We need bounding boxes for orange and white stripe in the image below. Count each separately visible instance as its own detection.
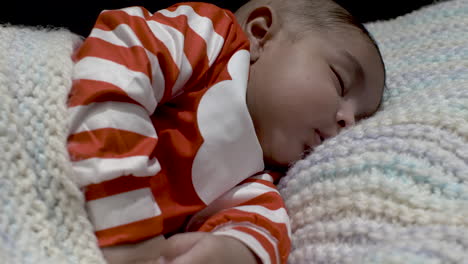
[158,4,224,66]
[87,187,161,231]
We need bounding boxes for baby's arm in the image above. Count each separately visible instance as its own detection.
[101,232,258,264]
[180,172,291,264]
[68,3,241,248]
[68,6,168,247]
[68,5,191,246]
[158,232,258,264]
[101,235,167,264]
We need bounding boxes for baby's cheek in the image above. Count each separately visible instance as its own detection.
[279,141,305,165]
[264,129,305,166]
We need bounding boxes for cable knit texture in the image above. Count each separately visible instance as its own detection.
[0,25,105,263]
[278,0,468,263]
[0,0,467,263]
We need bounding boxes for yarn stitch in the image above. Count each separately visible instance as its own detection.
[0,25,105,263]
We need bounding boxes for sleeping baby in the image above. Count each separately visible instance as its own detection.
[67,0,385,263]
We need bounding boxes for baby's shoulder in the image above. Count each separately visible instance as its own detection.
[166,2,236,23]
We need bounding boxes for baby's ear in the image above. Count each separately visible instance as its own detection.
[242,6,275,63]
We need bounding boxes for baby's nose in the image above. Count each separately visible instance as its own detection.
[336,109,356,130]
[321,118,353,140]
[337,117,355,129]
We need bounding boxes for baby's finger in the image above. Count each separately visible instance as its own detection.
[160,232,209,260]
[168,235,259,264]
[167,242,213,264]
[102,235,167,264]
[168,234,230,264]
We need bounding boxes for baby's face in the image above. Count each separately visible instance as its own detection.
[246,29,385,168]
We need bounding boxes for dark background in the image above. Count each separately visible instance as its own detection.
[2,0,436,37]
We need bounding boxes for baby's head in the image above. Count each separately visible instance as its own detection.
[235,0,386,169]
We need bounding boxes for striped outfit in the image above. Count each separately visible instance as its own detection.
[67,2,290,263]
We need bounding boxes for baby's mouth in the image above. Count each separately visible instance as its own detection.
[302,146,314,158]
[302,130,325,158]
[315,129,325,143]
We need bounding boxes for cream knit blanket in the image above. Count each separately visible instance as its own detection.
[278,0,468,263]
[0,25,105,263]
[1,0,467,263]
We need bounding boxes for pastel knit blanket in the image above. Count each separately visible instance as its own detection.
[1,0,467,263]
[278,0,468,263]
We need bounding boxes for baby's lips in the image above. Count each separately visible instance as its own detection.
[301,129,327,158]
[301,150,310,159]
[315,129,325,143]
[302,144,314,159]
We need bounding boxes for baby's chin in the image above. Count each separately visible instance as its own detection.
[263,151,304,172]
[301,146,316,159]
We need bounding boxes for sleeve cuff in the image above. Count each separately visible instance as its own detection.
[212,222,279,264]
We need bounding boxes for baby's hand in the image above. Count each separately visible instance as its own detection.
[158,232,259,264]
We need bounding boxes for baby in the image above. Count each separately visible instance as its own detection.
[67,0,385,263]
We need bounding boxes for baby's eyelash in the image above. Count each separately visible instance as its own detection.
[330,67,345,96]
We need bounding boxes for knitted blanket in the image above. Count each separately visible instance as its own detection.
[0,25,105,263]
[278,0,468,263]
[1,0,467,263]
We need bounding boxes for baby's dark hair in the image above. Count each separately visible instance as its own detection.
[275,0,385,80]
[277,0,369,34]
